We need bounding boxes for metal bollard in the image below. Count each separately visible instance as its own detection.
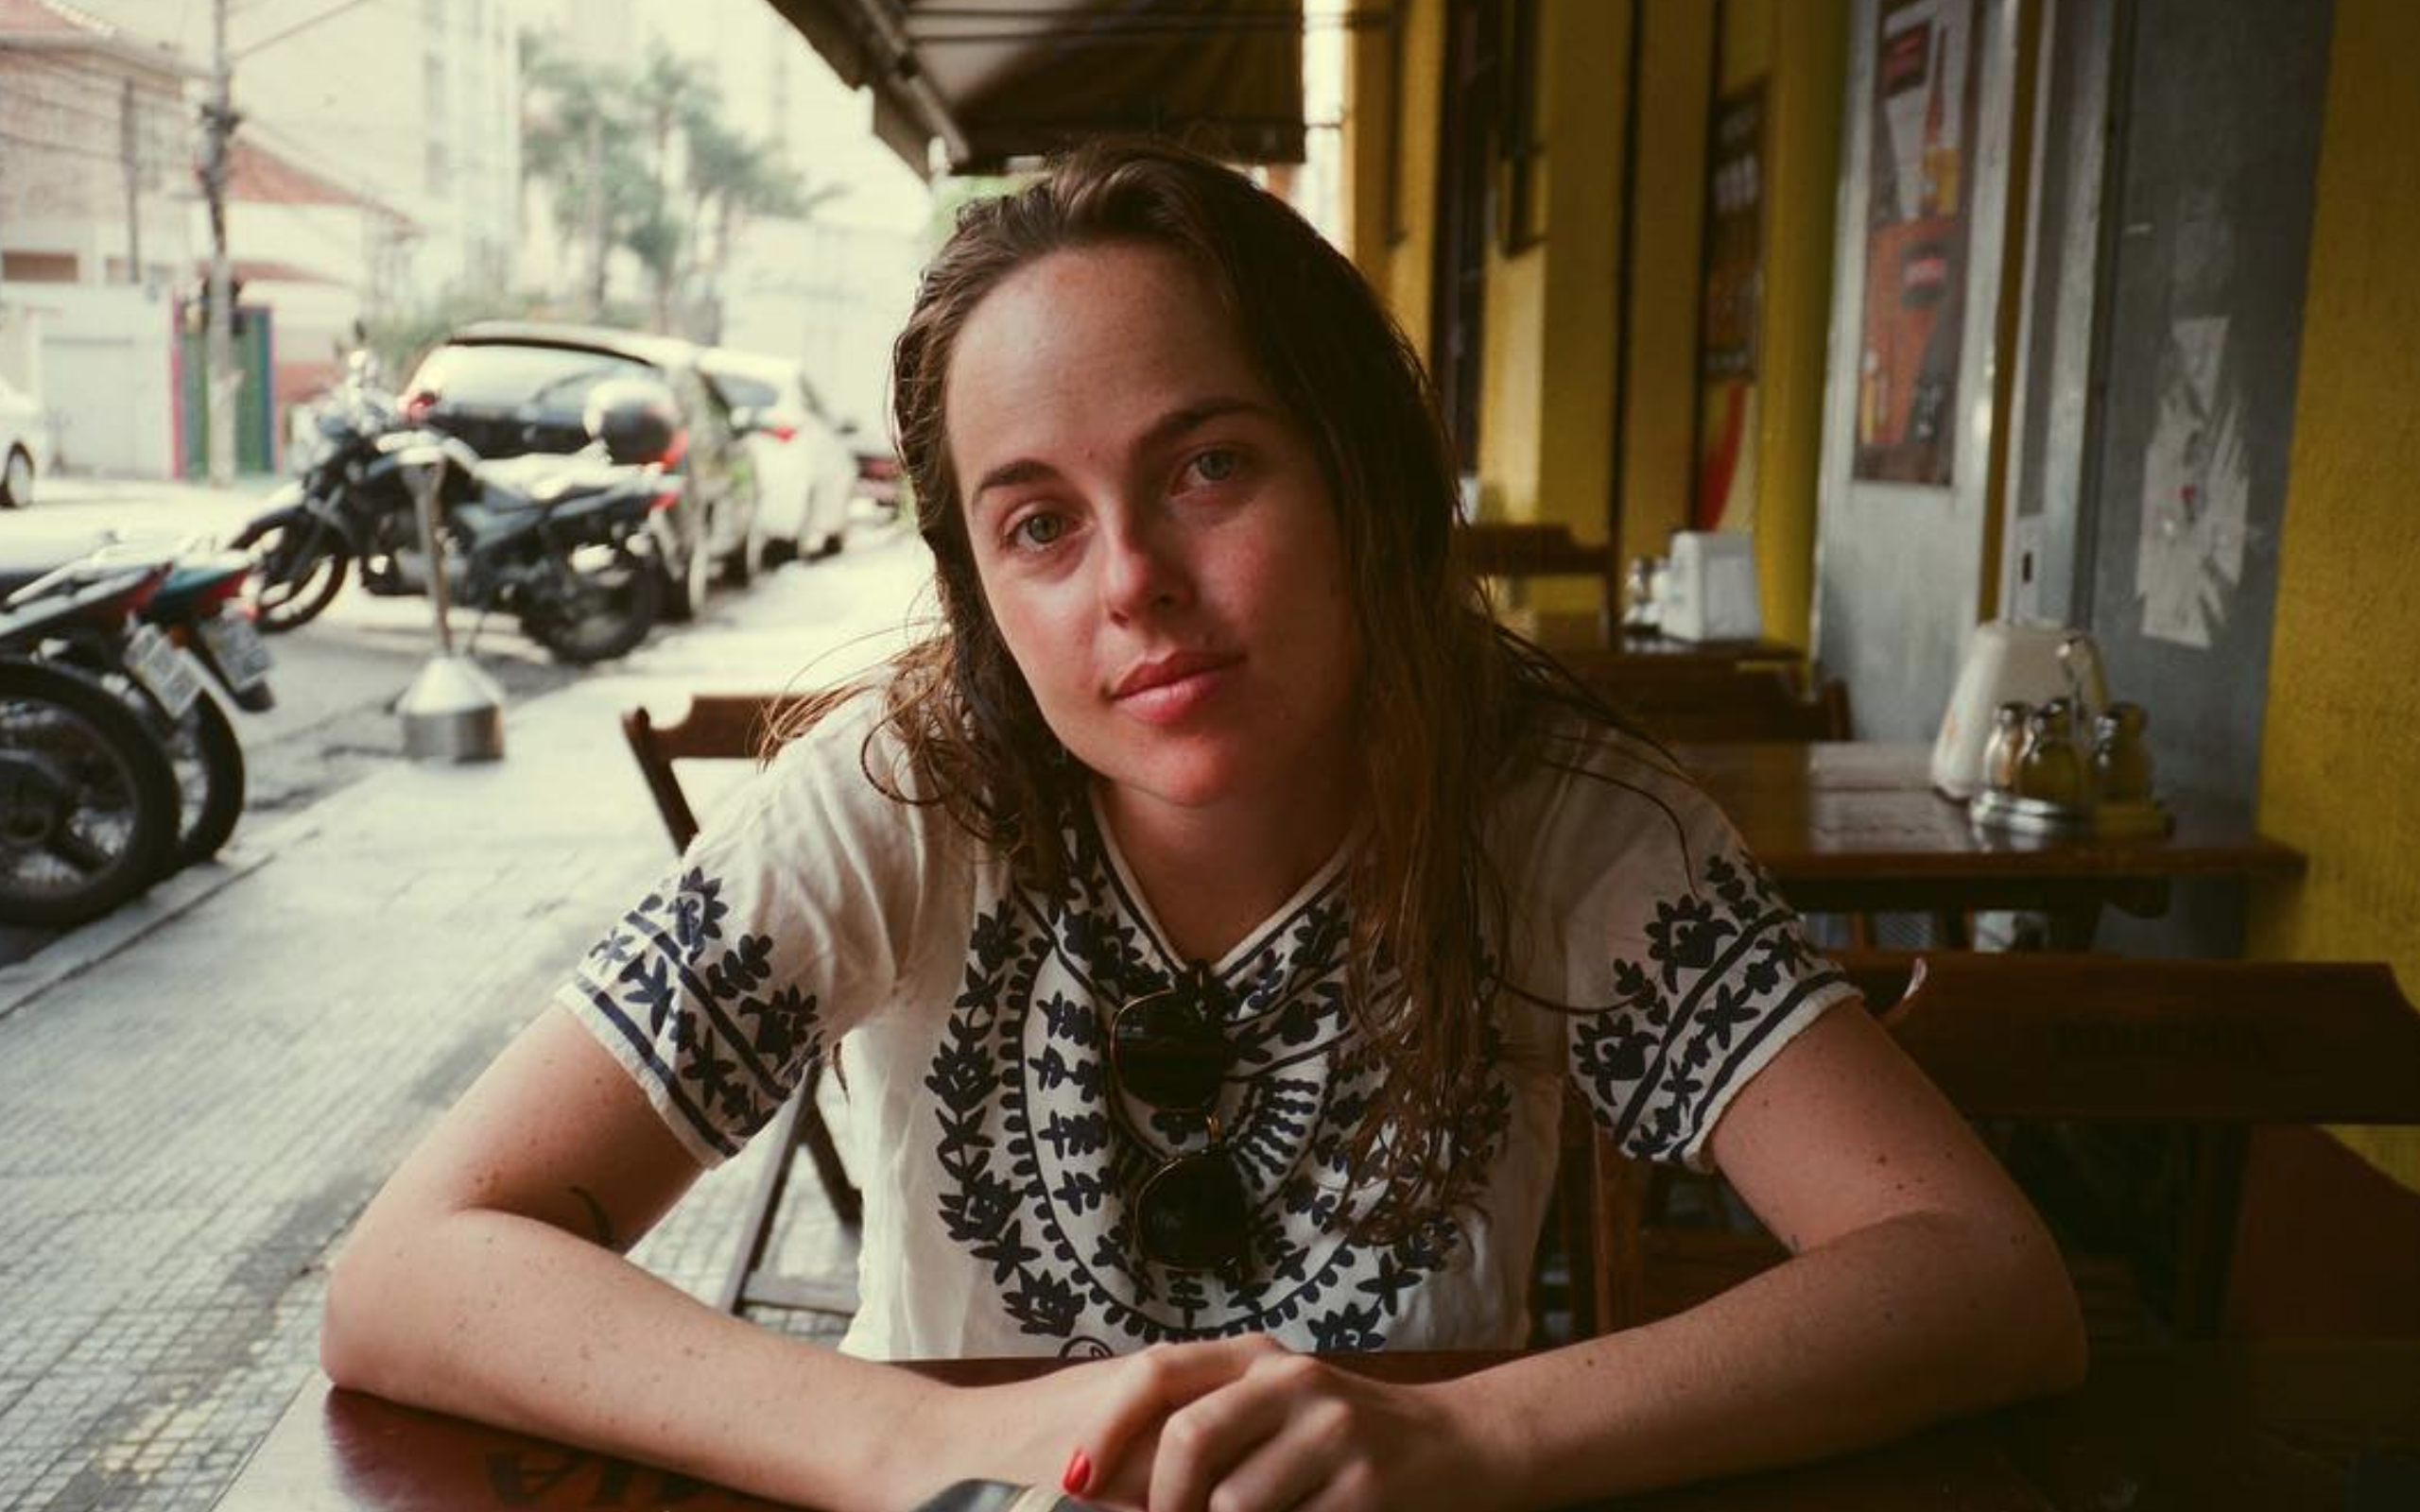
[394,446,506,762]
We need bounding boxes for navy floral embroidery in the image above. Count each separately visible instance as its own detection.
[920,810,1512,1352]
[573,865,825,1157]
[1571,849,1842,1162]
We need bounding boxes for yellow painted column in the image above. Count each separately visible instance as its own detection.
[2250,0,2420,1190]
[1477,0,1630,602]
[1744,0,1848,650]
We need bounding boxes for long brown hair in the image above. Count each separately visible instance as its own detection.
[786,139,1596,1231]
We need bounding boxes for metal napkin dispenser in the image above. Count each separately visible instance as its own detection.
[1658,530,1763,644]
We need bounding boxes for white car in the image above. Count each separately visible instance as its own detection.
[700,350,859,567]
[0,376,52,509]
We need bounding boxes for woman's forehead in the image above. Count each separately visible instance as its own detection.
[943,243,1274,465]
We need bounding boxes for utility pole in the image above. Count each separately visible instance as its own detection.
[199,0,240,485]
[120,80,143,283]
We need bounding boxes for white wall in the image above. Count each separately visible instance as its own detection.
[1,284,180,477]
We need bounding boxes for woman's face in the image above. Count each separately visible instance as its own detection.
[944,241,1363,827]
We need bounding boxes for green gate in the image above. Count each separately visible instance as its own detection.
[179,308,275,476]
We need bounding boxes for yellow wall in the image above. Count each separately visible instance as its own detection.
[2250,0,2420,1193]
[1346,0,1444,360]
[1732,0,1847,650]
[1616,0,1716,567]
[1478,0,1630,574]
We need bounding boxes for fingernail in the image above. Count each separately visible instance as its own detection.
[1061,1448,1093,1496]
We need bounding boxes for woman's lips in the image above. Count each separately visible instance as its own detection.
[1111,652,1242,725]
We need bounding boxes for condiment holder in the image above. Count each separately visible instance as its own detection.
[1967,696,2172,838]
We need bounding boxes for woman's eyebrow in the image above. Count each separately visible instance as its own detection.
[967,397,1272,509]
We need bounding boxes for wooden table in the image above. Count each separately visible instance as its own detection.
[1512,609,1805,668]
[1677,741,2307,925]
[214,1344,2420,1512]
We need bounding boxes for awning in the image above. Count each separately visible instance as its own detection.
[765,0,1307,178]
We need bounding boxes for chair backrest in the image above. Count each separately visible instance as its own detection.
[1869,953,2420,1125]
[620,693,796,850]
[1568,950,2420,1340]
[1566,662,1851,743]
[1458,522,1619,594]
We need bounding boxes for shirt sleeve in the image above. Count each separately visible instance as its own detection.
[556,692,950,1166]
[1502,727,1861,1173]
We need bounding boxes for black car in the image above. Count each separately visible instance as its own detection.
[402,321,762,619]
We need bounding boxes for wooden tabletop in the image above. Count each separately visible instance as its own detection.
[1512,610,1804,666]
[215,1343,2420,1512]
[1676,742,2308,917]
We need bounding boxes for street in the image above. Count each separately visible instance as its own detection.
[0,479,925,1512]
[3,477,599,968]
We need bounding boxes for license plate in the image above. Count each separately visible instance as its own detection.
[124,623,203,720]
[198,610,274,693]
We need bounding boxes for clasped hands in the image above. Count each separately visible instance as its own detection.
[937,1334,1515,1512]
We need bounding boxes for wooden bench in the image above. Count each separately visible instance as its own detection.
[621,693,861,1317]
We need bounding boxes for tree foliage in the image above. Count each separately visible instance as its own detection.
[519,30,838,336]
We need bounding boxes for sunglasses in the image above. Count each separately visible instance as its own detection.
[1107,961,1250,1271]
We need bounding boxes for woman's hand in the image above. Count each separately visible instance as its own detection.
[1068,1336,1515,1512]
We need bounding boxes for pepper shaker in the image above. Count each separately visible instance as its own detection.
[2014,699,2086,808]
[2093,701,2154,804]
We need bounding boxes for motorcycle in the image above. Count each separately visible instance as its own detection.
[0,561,183,926]
[234,375,675,664]
[2,538,273,872]
[229,355,404,632]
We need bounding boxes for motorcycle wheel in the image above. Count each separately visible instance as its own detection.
[0,660,180,928]
[233,509,352,632]
[160,691,247,870]
[525,541,663,664]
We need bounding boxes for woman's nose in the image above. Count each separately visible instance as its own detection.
[1098,510,1192,621]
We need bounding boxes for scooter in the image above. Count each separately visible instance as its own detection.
[2,538,273,871]
[0,560,183,926]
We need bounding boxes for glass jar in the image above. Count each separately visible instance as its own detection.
[1982,700,2031,794]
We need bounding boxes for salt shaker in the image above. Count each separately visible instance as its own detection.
[1982,700,2031,794]
[2093,702,2154,804]
[1620,556,1661,631]
[2014,699,2086,808]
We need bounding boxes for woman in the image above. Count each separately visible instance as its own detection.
[321,141,2083,1512]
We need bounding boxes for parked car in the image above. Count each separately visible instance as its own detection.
[700,349,858,567]
[400,322,760,618]
[0,375,53,509]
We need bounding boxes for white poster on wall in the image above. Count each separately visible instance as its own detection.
[2135,315,2248,648]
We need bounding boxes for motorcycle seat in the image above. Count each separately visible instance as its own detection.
[471,451,631,513]
[0,531,118,598]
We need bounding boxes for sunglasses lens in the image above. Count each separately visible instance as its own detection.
[1112,989,1228,1111]
[1136,1151,1249,1270]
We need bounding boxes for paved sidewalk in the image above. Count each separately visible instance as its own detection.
[0,527,930,1512]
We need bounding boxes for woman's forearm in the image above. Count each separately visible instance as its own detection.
[321,1211,956,1512]
[1450,1209,2087,1510]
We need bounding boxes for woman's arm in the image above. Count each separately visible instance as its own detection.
[320,1005,1119,1512]
[1077,999,2087,1512]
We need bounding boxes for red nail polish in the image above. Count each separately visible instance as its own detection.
[1061,1448,1093,1496]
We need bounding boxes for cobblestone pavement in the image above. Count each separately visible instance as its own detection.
[0,525,928,1512]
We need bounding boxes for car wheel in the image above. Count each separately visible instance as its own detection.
[762,534,798,568]
[1,445,32,508]
[663,518,714,622]
[727,510,763,589]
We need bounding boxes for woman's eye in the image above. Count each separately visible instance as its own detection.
[1010,512,1065,551]
[1185,448,1241,487]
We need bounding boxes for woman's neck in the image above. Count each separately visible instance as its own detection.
[1095,764,1361,966]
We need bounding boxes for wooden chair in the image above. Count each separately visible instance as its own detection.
[621,694,862,1318]
[1567,661,1851,744]
[1457,521,1620,587]
[1571,952,2420,1341]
